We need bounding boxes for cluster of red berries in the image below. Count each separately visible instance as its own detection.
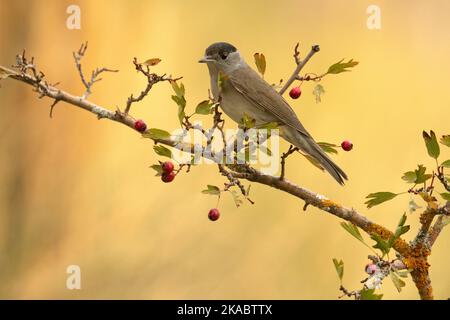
[161,161,175,183]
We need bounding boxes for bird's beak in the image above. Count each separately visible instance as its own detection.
[198,55,215,63]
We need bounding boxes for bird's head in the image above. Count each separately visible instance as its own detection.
[199,42,242,72]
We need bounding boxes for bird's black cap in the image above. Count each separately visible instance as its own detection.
[205,42,237,56]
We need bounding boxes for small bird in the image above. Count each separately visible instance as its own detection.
[199,42,348,185]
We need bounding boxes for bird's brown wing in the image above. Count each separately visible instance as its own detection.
[228,65,312,138]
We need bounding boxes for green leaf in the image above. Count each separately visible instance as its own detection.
[256,122,278,140]
[153,145,172,159]
[195,100,214,115]
[312,84,325,103]
[422,130,440,159]
[360,288,383,300]
[419,192,438,204]
[217,71,228,91]
[318,142,338,155]
[408,199,421,213]
[240,113,256,129]
[440,135,450,147]
[170,80,185,98]
[401,171,417,183]
[365,192,398,209]
[332,258,344,281]
[371,234,391,256]
[398,213,407,228]
[142,58,161,66]
[150,164,163,176]
[171,95,186,125]
[258,144,272,156]
[440,193,450,201]
[201,185,221,196]
[389,213,410,247]
[229,189,243,208]
[413,165,432,184]
[253,53,266,77]
[441,160,450,168]
[395,269,411,278]
[340,222,364,243]
[327,59,359,75]
[143,128,171,140]
[390,272,406,293]
[256,122,279,130]
[246,184,251,197]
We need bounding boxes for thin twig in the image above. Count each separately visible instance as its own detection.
[279,44,320,95]
[124,58,180,114]
[73,42,118,99]
[280,145,298,180]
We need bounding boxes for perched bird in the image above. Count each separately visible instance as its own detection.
[199,42,348,185]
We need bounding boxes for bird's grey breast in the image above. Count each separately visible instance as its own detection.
[209,65,277,125]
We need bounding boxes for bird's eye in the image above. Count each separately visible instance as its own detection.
[220,52,229,60]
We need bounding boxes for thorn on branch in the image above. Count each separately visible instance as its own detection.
[293,42,301,65]
[303,202,310,211]
[49,97,61,118]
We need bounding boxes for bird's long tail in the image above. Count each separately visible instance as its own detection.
[281,128,348,185]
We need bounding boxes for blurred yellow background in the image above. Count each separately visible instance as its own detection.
[0,0,449,299]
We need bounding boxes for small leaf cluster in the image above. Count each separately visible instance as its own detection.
[365,130,450,209]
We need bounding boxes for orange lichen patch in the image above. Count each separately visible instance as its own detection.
[365,222,411,256]
[404,243,433,299]
[366,222,393,239]
[392,238,411,256]
[405,256,430,271]
[321,199,342,209]
[365,219,434,300]
[419,209,435,225]
[410,265,433,300]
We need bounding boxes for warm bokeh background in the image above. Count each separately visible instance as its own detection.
[0,0,449,299]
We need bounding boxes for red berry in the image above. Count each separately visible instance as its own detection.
[365,264,378,275]
[161,171,175,183]
[134,119,147,132]
[161,161,174,174]
[208,208,220,221]
[289,86,302,99]
[341,140,353,151]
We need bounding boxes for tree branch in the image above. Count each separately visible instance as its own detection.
[436,166,450,192]
[1,45,443,299]
[279,44,320,95]
[1,62,410,253]
[428,202,450,247]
